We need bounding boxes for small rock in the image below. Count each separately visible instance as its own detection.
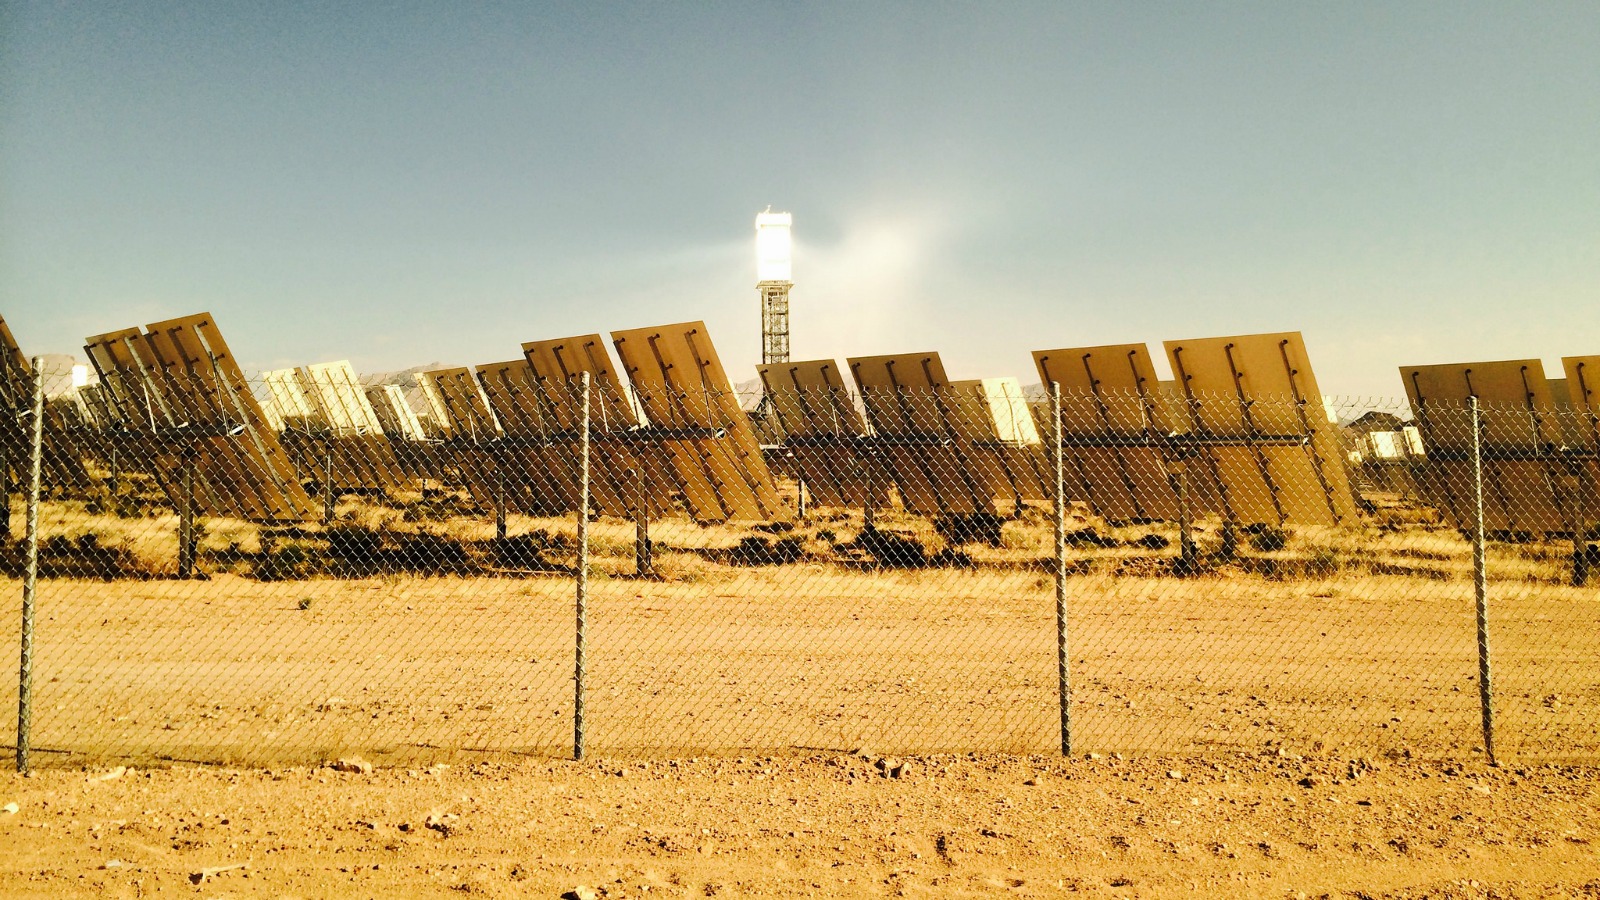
[101,860,124,870]
[1298,775,1320,789]
[564,887,599,900]
[94,766,127,782]
[2,802,18,815]
[332,757,373,775]
[1166,770,1184,781]
[1086,752,1103,760]
[425,812,459,837]
[1023,778,1038,786]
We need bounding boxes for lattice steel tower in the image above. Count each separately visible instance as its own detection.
[755,210,793,365]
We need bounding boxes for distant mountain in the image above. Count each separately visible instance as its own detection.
[364,363,448,387]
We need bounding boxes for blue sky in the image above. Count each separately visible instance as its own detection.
[3,2,1597,397]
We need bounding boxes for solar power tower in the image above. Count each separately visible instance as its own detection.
[756,210,793,366]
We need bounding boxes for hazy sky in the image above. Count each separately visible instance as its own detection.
[3,2,1597,397]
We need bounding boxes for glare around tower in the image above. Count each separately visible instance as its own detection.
[756,210,793,365]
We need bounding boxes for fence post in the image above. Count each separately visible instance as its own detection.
[1470,396,1496,765]
[16,356,45,773]
[1051,382,1072,756]
[574,373,590,761]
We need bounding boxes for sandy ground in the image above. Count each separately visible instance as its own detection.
[2,555,1596,768]
[2,752,1598,898]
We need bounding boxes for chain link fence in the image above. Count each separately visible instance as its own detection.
[3,359,1598,769]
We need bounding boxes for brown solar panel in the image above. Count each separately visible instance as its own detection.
[84,313,316,523]
[522,333,673,519]
[1165,332,1359,527]
[1562,357,1600,455]
[1401,359,1575,535]
[365,382,442,480]
[845,352,995,516]
[417,366,504,511]
[947,378,1051,505]
[263,362,406,494]
[1032,343,1198,521]
[475,358,581,515]
[611,322,782,522]
[1560,357,1600,535]
[756,358,885,508]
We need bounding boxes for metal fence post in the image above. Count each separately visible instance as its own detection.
[16,356,45,773]
[1051,382,1072,756]
[574,373,590,761]
[1470,396,1496,765]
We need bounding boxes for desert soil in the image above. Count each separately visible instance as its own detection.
[2,752,1599,898]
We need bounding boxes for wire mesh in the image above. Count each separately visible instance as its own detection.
[3,362,1597,767]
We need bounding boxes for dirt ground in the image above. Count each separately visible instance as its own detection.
[3,503,1598,896]
[2,752,1598,898]
[2,545,1596,767]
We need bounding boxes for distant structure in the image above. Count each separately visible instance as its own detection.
[756,210,793,365]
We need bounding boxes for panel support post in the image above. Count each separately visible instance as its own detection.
[633,457,652,579]
[1470,396,1496,765]
[178,450,197,579]
[322,443,336,526]
[1175,452,1197,575]
[797,476,807,521]
[17,356,45,773]
[574,373,590,761]
[1572,463,1591,587]
[1051,382,1072,756]
[862,449,877,533]
[494,456,507,541]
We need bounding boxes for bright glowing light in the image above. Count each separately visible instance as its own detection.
[71,364,89,388]
[755,210,792,282]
